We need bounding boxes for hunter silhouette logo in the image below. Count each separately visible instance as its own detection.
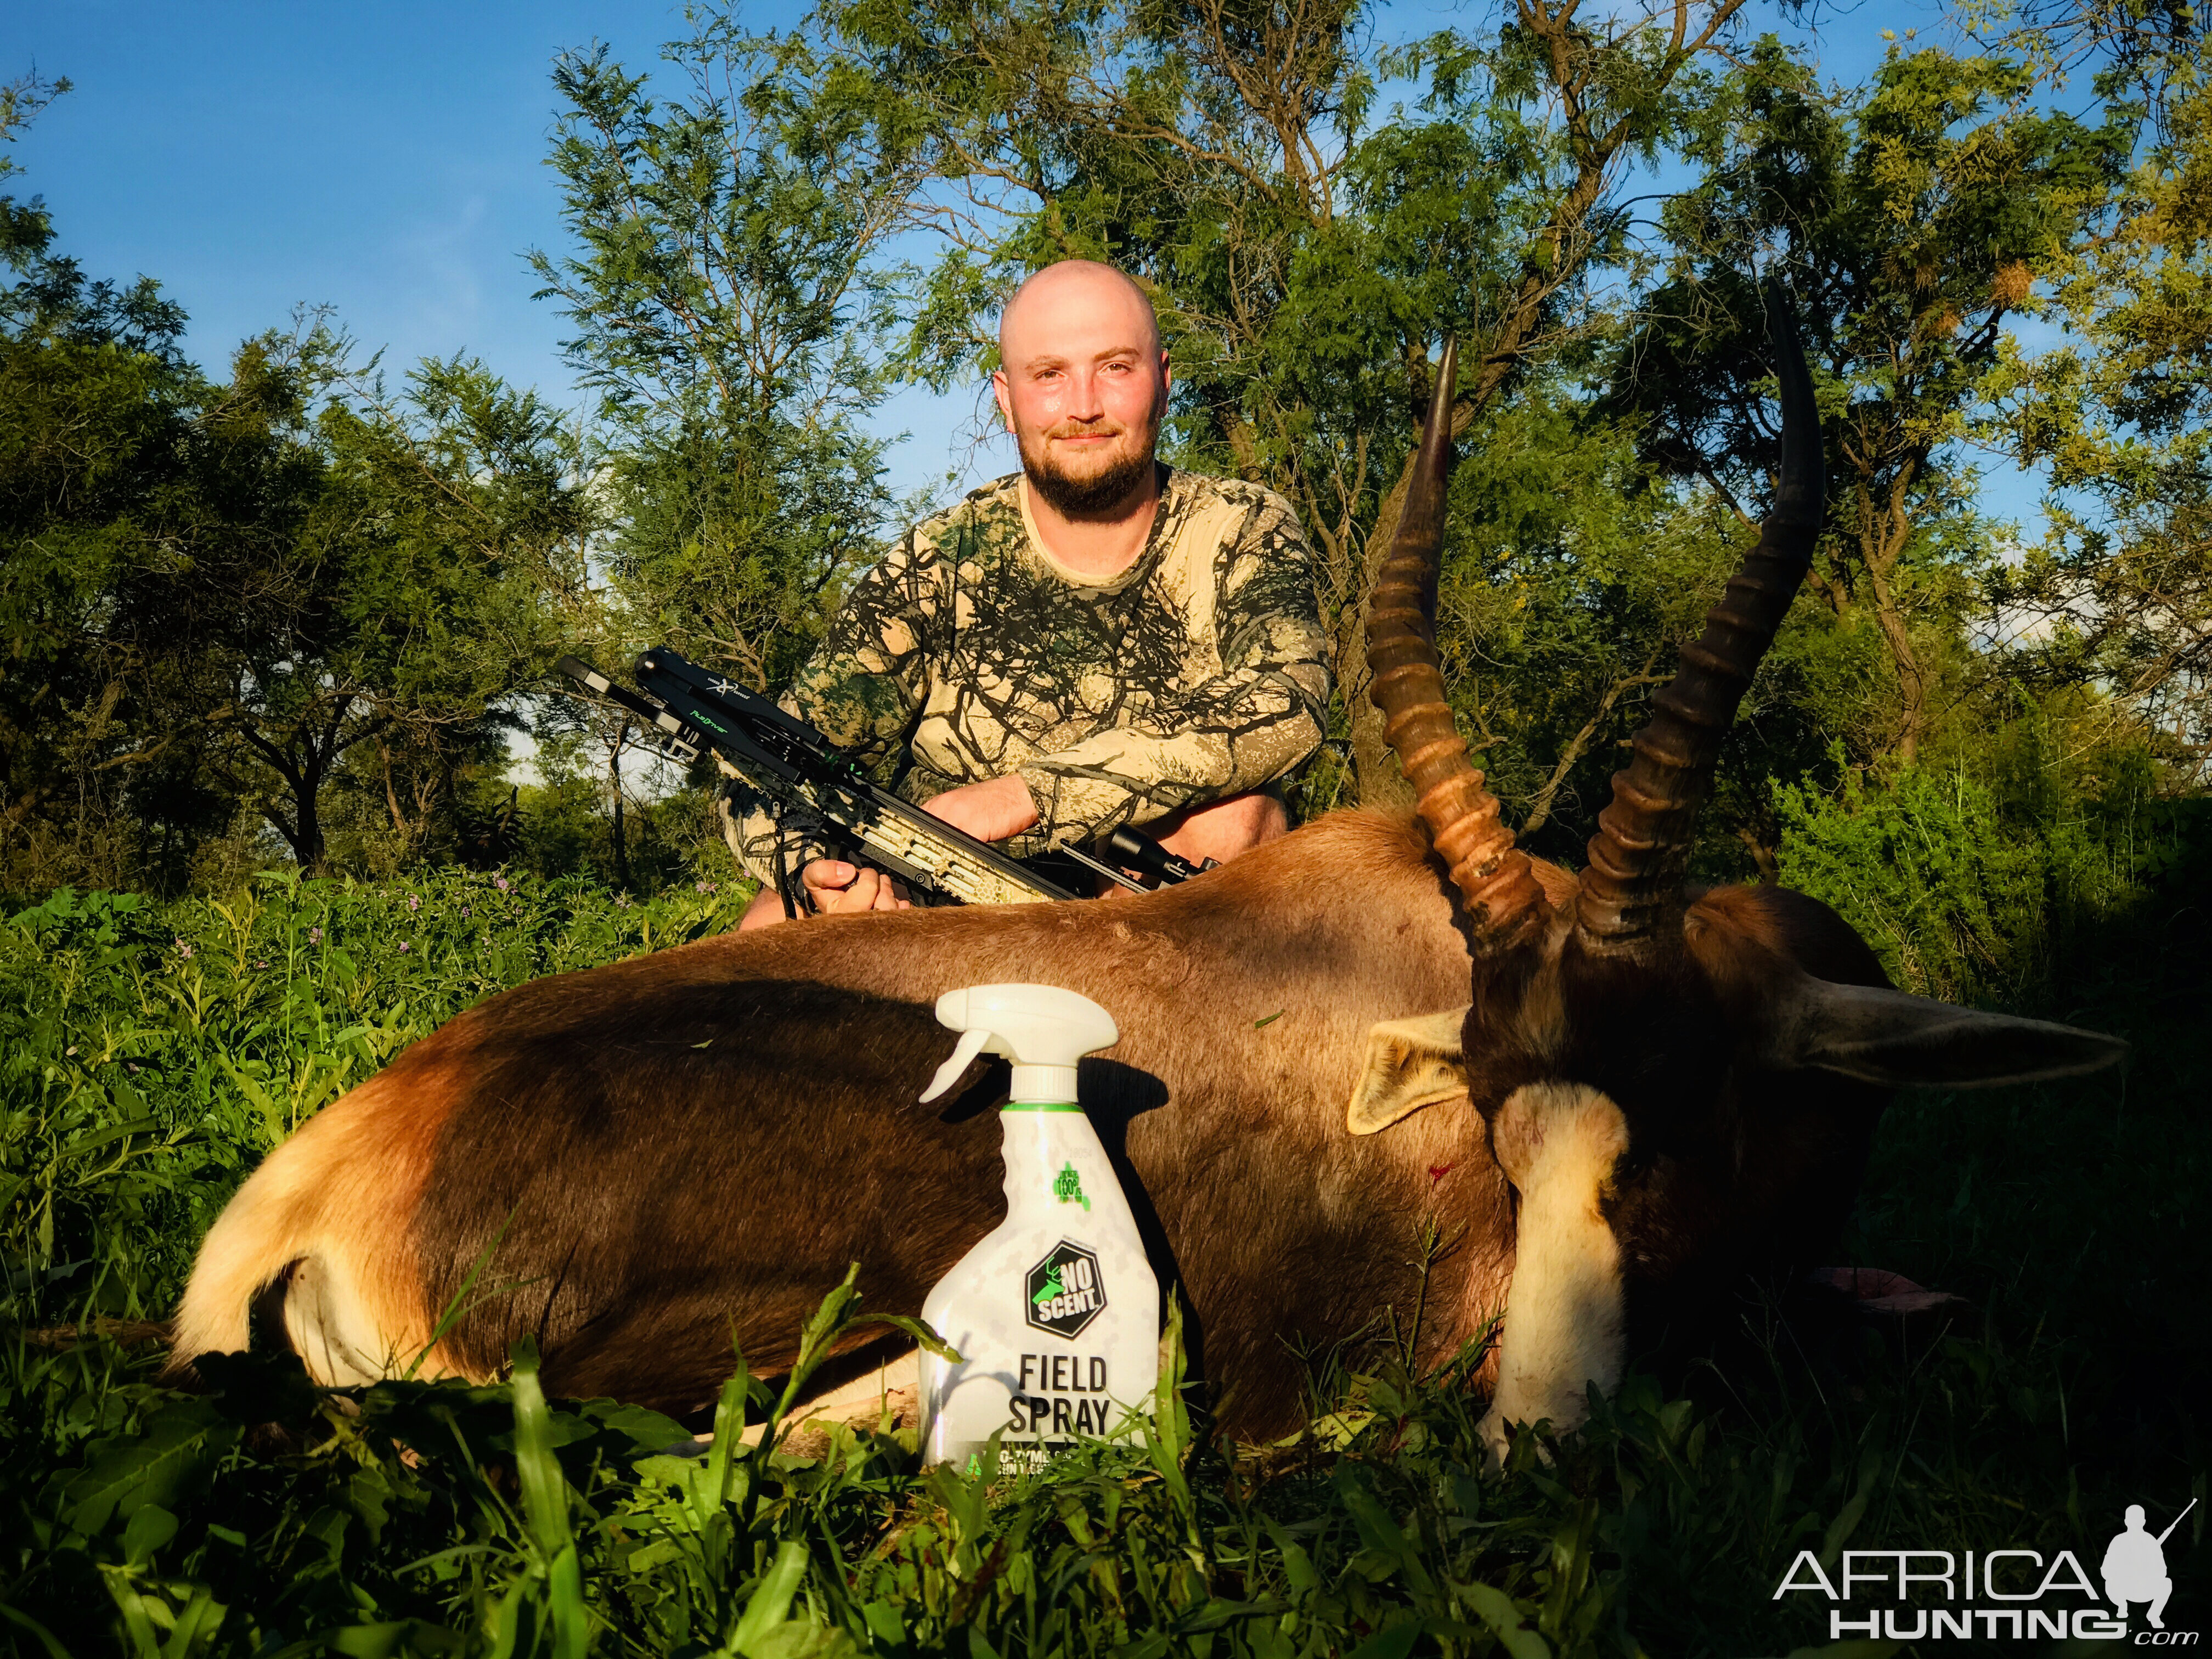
[1025,1240,1105,1338]
[2104,1499,2194,1632]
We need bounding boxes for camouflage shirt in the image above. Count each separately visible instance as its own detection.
[722,466,1331,881]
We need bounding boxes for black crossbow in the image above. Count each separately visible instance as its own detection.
[556,649,1207,910]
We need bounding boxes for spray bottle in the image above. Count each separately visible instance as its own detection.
[917,984,1160,1470]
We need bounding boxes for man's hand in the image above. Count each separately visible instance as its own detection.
[736,773,1037,931]
[923,772,1040,842]
[737,859,911,930]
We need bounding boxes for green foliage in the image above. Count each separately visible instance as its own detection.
[1986,67,2212,761]
[0,872,744,1320]
[1611,39,2128,763]
[0,200,597,893]
[1771,710,2180,1002]
[1776,759,2055,1002]
[532,21,907,697]
[1424,394,1737,859]
[0,209,281,895]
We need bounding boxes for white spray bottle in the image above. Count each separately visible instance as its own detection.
[917,984,1160,1471]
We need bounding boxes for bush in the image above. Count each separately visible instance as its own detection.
[1774,762,2053,1002]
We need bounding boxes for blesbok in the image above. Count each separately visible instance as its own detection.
[168,300,2122,1449]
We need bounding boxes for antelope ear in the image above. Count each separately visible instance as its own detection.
[1774,979,2127,1088]
[1348,1007,1470,1134]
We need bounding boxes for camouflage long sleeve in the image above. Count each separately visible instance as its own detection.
[720,468,1331,884]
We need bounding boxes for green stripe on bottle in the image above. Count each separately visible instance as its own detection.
[1002,1102,1082,1112]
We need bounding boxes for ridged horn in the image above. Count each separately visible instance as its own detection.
[1366,337,1548,951]
[1574,283,1826,957]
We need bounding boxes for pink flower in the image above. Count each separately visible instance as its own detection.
[174,939,194,960]
[308,926,323,944]
[495,876,511,892]
[397,941,411,953]
[407,894,421,912]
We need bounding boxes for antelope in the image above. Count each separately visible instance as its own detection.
[168,300,2122,1451]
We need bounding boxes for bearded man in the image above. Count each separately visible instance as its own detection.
[729,259,1331,927]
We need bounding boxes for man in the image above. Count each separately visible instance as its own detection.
[2102,1504,2175,1629]
[728,259,1330,928]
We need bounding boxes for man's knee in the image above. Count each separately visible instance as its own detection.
[1154,789,1289,866]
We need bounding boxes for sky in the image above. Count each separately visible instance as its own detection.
[3,0,1972,510]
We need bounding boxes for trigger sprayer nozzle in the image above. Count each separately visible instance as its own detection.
[917,984,1119,1107]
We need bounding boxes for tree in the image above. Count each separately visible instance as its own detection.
[531,17,914,695]
[1987,69,2212,777]
[1607,41,2125,763]
[0,184,316,890]
[1427,387,1745,864]
[200,351,596,876]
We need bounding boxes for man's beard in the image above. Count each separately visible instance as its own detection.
[1020,422,1160,517]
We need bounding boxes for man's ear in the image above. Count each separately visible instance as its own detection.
[1770,978,2127,1088]
[1348,1008,1470,1134]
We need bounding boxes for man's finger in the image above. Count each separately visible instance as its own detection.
[826,869,883,913]
[802,859,857,892]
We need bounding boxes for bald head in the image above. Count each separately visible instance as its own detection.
[998,260,1161,361]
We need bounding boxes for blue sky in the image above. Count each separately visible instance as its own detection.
[4,0,1969,510]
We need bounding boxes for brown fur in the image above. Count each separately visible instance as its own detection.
[169,809,1910,1437]
[174,813,1522,1434]
[168,1045,469,1380]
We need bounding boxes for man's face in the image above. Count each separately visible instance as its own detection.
[992,268,1170,519]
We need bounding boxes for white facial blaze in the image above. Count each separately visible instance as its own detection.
[1477,1081,1630,1462]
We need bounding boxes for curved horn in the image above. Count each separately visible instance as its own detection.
[1575,283,1826,957]
[1366,337,1548,951]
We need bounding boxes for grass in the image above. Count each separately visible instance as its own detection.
[0,863,2203,1656]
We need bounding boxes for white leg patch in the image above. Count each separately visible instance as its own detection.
[1476,1082,1629,1463]
[736,1349,921,1449]
[281,1254,408,1387]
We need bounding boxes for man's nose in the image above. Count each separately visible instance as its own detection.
[1064,367,1108,420]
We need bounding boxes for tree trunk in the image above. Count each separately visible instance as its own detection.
[1855,456,1927,761]
[379,736,413,847]
[1872,601,1926,762]
[609,724,631,890]
[294,776,328,877]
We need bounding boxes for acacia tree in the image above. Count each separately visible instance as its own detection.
[0,198,329,890]
[1987,70,2212,777]
[204,353,596,876]
[823,0,1763,802]
[532,18,917,695]
[1608,41,2124,761]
